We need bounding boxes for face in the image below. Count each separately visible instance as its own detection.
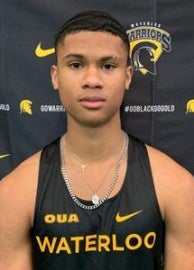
[51,31,132,128]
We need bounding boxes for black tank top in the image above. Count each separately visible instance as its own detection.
[31,135,164,270]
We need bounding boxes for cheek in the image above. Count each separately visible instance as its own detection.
[111,71,128,86]
[58,71,80,92]
[109,74,127,94]
[57,83,77,109]
[108,85,125,107]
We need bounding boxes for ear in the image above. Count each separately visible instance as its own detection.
[51,65,59,90]
[125,66,133,90]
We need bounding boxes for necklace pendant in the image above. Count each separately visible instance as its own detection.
[81,164,86,172]
[92,194,100,205]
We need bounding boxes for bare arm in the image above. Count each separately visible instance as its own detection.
[147,146,194,269]
[0,152,40,269]
[164,169,194,269]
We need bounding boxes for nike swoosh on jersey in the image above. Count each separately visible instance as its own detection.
[116,210,143,223]
[35,43,55,57]
[0,154,10,159]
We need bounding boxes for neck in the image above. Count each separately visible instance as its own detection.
[64,122,125,162]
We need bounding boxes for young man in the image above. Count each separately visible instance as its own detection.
[0,10,194,270]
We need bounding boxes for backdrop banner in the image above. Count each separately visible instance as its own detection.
[0,0,194,179]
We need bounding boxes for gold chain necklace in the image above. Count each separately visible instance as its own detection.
[70,147,108,172]
[71,152,86,172]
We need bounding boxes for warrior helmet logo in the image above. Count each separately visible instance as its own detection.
[186,99,194,114]
[127,22,172,75]
[20,100,33,115]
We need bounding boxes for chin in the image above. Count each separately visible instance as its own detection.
[79,115,119,128]
[69,108,119,128]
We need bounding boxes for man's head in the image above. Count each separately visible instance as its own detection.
[51,11,132,128]
[54,10,130,64]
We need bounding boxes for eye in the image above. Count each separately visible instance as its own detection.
[68,62,82,69]
[102,63,116,70]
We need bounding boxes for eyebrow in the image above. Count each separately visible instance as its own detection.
[100,56,121,62]
[62,54,121,62]
[63,54,84,60]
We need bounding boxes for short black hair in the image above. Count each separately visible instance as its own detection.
[54,10,130,61]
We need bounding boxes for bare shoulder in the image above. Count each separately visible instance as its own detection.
[0,150,41,189]
[146,144,193,183]
[146,144,194,217]
[146,144,193,179]
[0,151,42,224]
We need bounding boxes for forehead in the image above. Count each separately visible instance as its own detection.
[56,31,127,59]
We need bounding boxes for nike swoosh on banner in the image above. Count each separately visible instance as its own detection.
[35,43,55,57]
[116,210,143,223]
[0,154,10,160]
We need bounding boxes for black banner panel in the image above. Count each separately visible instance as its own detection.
[0,0,194,178]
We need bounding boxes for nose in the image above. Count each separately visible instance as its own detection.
[82,66,103,90]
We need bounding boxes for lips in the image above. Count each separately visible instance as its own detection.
[79,96,105,109]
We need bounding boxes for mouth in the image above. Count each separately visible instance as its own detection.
[79,96,106,109]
